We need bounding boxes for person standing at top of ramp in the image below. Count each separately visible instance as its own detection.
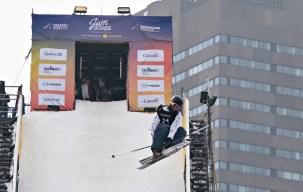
[150,95,187,158]
[95,78,112,102]
[81,78,90,101]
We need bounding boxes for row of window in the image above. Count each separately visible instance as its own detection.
[186,75,271,99]
[188,77,303,118]
[277,170,303,182]
[173,55,271,85]
[277,107,303,118]
[230,78,270,92]
[215,119,270,134]
[229,98,270,112]
[277,65,303,77]
[215,161,270,176]
[216,161,303,182]
[173,34,303,65]
[215,140,270,155]
[235,0,283,8]
[217,182,270,192]
[226,98,303,118]
[214,119,303,140]
[174,55,303,86]
[277,149,303,161]
[277,86,303,98]
[215,139,303,161]
[190,97,303,119]
[186,74,303,101]
[276,128,303,139]
[181,0,211,15]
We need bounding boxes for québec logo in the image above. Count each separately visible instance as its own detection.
[142,68,159,73]
[43,66,61,72]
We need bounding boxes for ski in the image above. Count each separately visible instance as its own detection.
[139,139,191,165]
[137,139,191,169]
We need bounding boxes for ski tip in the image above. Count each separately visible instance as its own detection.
[137,166,147,170]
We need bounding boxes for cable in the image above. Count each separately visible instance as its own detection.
[10,48,32,94]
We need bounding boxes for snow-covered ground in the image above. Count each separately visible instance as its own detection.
[18,100,186,192]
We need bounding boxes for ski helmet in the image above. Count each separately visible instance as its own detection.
[171,95,183,107]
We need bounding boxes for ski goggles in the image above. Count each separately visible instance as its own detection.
[171,102,181,112]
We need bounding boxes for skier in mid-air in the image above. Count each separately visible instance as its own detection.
[150,95,187,158]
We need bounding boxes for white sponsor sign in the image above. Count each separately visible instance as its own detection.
[38,79,66,91]
[137,65,164,77]
[138,95,164,107]
[38,94,65,106]
[40,48,67,61]
[39,64,66,76]
[137,80,164,92]
[137,50,164,62]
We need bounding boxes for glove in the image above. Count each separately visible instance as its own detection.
[164,138,173,149]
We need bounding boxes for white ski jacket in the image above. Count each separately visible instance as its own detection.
[151,106,183,139]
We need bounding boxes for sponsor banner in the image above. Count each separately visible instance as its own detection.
[31,41,75,111]
[137,65,164,77]
[137,80,164,92]
[38,78,66,91]
[137,50,164,62]
[138,95,164,108]
[38,94,65,106]
[39,64,66,76]
[40,48,67,61]
[32,15,172,42]
[128,42,172,111]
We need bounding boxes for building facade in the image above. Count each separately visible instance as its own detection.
[137,0,303,191]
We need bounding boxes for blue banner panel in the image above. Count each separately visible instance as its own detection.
[32,14,172,42]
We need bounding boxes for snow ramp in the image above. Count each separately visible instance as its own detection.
[18,100,187,192]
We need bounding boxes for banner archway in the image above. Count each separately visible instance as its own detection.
[31,14,173,111]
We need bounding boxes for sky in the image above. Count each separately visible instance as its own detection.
[0,0,157,109]
[17,100,187,192]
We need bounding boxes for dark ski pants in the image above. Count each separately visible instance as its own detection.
[151,123,187,152]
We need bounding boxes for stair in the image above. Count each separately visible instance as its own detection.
[189,120,209,192]
[0,118,15,191]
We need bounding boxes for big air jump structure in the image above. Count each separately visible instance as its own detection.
[30,14,173,112]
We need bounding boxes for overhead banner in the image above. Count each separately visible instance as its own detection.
[31,14,172,111]
[32,14,172,42]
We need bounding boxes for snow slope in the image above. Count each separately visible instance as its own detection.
[18,100,186,192]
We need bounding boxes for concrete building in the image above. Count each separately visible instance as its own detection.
[137,0,303,191]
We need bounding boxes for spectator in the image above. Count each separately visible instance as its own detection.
[95,78,111,101]
[81,78,90,100]
[87,78,94,101]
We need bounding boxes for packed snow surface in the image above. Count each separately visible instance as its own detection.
[18,100,185,192]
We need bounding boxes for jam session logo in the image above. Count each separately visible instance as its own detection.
[89,18,112,31]
[40,48,67,61]
[138,95,164,107]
